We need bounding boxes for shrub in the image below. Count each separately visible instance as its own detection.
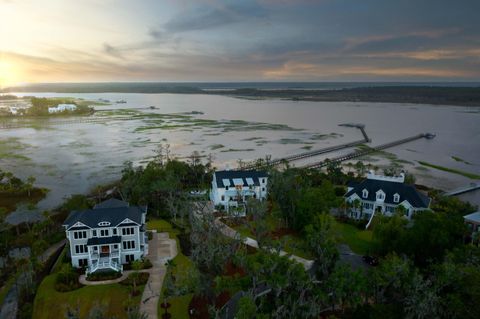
[120,272,149,286]
[54,264,82,292]
[86,270,121,282]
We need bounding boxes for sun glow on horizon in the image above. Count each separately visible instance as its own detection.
[0,59,22,89]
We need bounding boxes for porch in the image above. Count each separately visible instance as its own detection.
[86,235,123,274]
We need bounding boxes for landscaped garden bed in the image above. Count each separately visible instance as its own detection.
[86,270,122,282]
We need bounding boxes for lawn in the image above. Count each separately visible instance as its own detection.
[32,274,143,319]
[230,215,314,259]
[333,221,374,255]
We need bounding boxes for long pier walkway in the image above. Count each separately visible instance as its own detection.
[444,182,480,196]
[303,133,434,169]
[241,124,370,170]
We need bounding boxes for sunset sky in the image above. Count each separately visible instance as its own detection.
[1,0,479,86]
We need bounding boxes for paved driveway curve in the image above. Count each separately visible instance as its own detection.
[140,232,177,319]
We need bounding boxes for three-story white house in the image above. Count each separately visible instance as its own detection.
[210,170,268,212]
[344,172,430,227]
[63,198,148,275]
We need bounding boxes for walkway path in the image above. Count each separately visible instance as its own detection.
[140,232,177,319]
[79,269,150,286]
[214,217,315,270]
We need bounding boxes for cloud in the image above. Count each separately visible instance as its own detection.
[102,43,123,58]
[164,0,268,33]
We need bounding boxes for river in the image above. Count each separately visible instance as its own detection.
[1,92,479,223]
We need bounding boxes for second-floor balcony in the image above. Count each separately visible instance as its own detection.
[90,250,120,261]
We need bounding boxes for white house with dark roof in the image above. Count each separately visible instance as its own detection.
[344,172,431,226]
[464,211,480,244]
[63,198,148,274]
[210,170,268,213]
[48,103,77,113]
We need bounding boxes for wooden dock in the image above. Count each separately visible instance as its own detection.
[444,182,480,196]
[303,133,433,169]
[241,124,371,170]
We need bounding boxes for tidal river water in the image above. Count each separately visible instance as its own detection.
[2,92,479,223]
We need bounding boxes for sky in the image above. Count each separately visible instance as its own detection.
[1,0,480,86]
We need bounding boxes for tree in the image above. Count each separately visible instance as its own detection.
[326,264,368,312]
[130,260,143,295]
[244,199,271,249]
[305,214,339,280]
[370,253,414,304]
[236,295,257,319]
[373,213,408,255]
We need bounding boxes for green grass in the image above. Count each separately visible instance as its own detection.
[231,215,314,259]
[418,161,480,180]
[451,156,471,165]
[33,274,143,319]
[333,221,374,255]
[147,219,175,233]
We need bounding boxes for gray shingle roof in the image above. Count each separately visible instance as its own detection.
[93,198,129,209]
[345,179,430,208]
[215,170,267,188]
[64,199,144,229]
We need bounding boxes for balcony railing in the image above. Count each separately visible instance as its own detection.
[90,250,120,260]
[86,259,123,275]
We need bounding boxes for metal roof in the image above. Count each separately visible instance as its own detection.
[464,211,480,224]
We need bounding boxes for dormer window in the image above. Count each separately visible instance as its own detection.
[393,193,400,203]
[362,189,368,198]
[98,221,111,227]
[376,190,385,201]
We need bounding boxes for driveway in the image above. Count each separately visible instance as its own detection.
[140,232,177,319]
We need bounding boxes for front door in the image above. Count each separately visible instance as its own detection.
[101,245,110,255]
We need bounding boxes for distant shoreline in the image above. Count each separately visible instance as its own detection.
[3,83,480,107]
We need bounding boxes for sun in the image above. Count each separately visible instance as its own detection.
[0,60,21,89]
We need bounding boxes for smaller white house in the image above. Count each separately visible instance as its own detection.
[464,211,480,244]
[210,170,268,214]
[48,103,77,113]
[344,171,430,227]
[8,106,18,115]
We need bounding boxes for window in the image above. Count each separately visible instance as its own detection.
[376,191,385,201]
[122,227,135,236]
[98,221,111,226]
[262,187,265,192]
[126,254,135,263]
[393,194,400,203]
[73,231,87,239]
[114,244,118,249]
[75,244,87,254]
[94,246,98,251]
[113,228,117,235]
[261,178,265,183]
[123,240,136,250]
[92,230,97,237]
[100,229,109,237]
[362,189,368,198]
[225,186,229,190]
[79,258,88,267]
[221,195,225,201]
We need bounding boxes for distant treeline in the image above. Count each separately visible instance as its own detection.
[222,86,480,106]
[3,83,480,106]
